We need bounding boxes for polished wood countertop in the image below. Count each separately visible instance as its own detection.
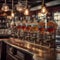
[0,38,57,60]
[0,38,55,57]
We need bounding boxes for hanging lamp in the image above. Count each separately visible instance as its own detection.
[24,0,29,15]
[11,0,14,18]
[16,1,23,12]
[41,0,48,14]
[1,0,9,12]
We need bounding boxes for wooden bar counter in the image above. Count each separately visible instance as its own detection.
[0,38,56,60]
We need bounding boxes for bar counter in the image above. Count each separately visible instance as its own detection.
[0,38,56,60]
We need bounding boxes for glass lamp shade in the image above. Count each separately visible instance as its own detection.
[41,5,47,14]
[24,8,29,15]
[16,2,23,12]
[16,6,23,12]
[1,3,9,12]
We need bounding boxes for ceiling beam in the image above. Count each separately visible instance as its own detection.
[30,0,60,11]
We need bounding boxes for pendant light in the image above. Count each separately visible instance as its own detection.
[16,1,23,12]
[41,0,48,14]
[1,0,9,12]
[11,0,14,18]
[24,0,29,15]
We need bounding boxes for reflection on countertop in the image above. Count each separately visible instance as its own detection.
[3,38,56,60]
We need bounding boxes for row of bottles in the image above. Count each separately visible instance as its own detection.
[9,18,57,47]
[10,18,57,33]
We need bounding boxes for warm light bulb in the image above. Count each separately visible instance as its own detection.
[17,7,23,12]
[11,11,14,17]
[41,6,47,14]
[24,8,29,15]
[1,4,9,12]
